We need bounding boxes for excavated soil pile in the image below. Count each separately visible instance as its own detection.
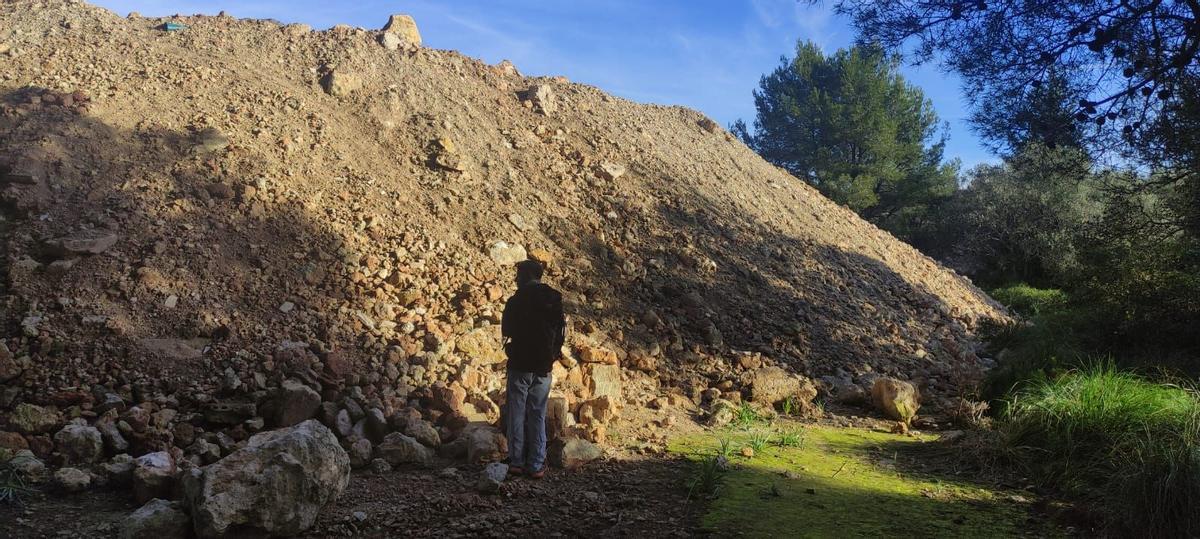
[0,0,1005,474]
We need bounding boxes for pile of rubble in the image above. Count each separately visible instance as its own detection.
[0,1,1008,535]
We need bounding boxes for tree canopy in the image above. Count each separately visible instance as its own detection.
[732,41,957,240]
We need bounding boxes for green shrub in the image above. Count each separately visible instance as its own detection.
[989,283,1068,317]
[1000,365,1200,536]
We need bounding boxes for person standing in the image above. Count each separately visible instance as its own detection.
[501,259,565,479]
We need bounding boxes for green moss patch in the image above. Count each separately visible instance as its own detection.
[670,424,1053,538]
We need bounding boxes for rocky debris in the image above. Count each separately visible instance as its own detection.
[548,437,602,469]
[596,161,625,181]
[184,420,349,538]
[521,83,557,115]
[132,451,176,504]
[381,14,421,46]
[263,379,321,427]
[8,449,45,479]
[871,378,921,423]
[476,462,508,493]
[742,366,818,411]
[0,4,1010,519]
[119,499,191,539]
[45,229,119,256]
[488,241,527,265]
[430,136,465,171]
[0,342,19,382]
[321,69,363,97]
[52,466,91,492]
[53,423,104,464]
[376,432,433,466]
[369,458,392,474]
[9,403,61,434]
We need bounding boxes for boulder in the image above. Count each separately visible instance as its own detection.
[47,229,119,256]
[465,424,503,463]
[96,417,130,453]
[381,14,421,46]
[375,432,433,466]
[133,451,176,504]
[596,161,626,181]
[183,420,349,538]
[0,430,28,451]
[53,467,91,492]
[430,383,467,414]
[548,437,601,469]
[264,379,321,428]
[476,462,508,493]
[742,366,817,409]
[8,449,44,479]
[545,396,574,440]
[348,437,372,468]
[321,70,363,97]
[0,342,19,382]
[871,377,921,423]
[585,364,621,400]
[101,454,136,487]
[119,499,191,539]
[488,241,527,266]
[53,423,104,464]
[404,419,440,447]
[455,329,506,364]
[9,402,61,434]
[521,84,556,115]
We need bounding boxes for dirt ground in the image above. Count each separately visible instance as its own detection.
[0,452,699,538]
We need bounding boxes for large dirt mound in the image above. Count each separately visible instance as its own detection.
[0,1,1005,441]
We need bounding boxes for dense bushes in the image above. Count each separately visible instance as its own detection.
[1000,366,1200,536]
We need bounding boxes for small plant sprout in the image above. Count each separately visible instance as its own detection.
[748,430,772,452]
[717,436,734,457]
[734,403,760,428]
[776,430,805,448]
[687,455,725,500]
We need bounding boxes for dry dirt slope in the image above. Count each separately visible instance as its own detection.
[0,1,1005,428]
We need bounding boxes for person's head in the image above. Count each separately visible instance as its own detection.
[515,259,544,287]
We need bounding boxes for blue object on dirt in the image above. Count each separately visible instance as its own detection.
[160,22,188,32]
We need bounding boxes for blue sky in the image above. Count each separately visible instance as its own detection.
[94,0,995,168]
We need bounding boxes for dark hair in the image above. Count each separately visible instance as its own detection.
[516,259,544,284]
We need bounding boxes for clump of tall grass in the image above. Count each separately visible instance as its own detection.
[1001,365,1200,536]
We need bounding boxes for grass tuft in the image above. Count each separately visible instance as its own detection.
[1001,364,1200,536]
[775,430,805,448]
[732,403,761,428]
[0,463,32,506]
[687,455,726,500]
[747,431,772,453]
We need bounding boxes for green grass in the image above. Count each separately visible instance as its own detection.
[775,430,805,448]
[1000,365,1200,536]
[732,403,761,428]
[672,424,1048,537]
[0,463,32,506]
[990,283,1068,317]
[746,431,772,453]
[687,455,726,500]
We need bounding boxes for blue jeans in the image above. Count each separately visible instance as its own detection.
[505,369,552,471]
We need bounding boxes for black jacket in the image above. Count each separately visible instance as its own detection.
[501,281,565,375]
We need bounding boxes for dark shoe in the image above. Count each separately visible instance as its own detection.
[528,468,545,480]
[507,465,525,477]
